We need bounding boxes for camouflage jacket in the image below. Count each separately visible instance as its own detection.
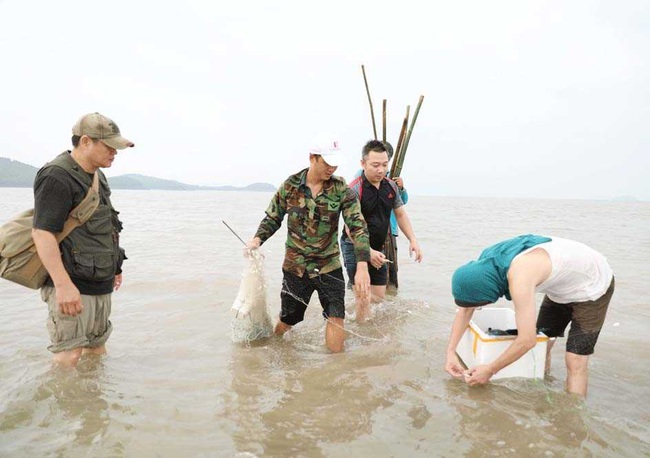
[255,168,370,278]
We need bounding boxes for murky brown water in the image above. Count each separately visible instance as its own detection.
[1,188,648,457]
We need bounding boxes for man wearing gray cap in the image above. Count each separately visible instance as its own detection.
[32,112,134,367]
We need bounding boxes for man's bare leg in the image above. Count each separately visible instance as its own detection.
[371,285,386,303]
[53,348,83,368]
[325,317,345,353]
[565,352,589,397]
[275,318,292,336]
[545,339,556,375]
[82,345,107,356]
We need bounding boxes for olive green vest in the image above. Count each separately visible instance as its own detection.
[47,152,121,282]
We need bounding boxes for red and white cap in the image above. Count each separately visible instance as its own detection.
[308,134,346,167]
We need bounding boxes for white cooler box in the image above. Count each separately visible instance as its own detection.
[456,307,549,380]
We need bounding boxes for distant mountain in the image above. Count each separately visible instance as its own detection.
[243,182,277,192]
[0,157,275,191]
[109,174,200,190]
[0,157,38,187]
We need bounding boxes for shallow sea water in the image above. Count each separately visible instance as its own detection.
[1,188,649,457]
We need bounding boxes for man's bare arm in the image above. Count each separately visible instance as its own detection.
[465,252,550,384]
[394,206,422,262]
[445,307,475,377]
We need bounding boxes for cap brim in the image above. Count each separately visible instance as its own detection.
[101,136,135,150]
[321,153,346,167]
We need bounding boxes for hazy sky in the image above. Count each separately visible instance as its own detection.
[0,0,648,200]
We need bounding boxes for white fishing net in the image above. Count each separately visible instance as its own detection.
[230,251,273,343]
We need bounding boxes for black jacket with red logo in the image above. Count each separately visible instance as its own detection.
[346,173,404,251]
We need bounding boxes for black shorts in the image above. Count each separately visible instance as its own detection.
[536,277,615,356]
[279,269,345,325]
[340,236,388,286]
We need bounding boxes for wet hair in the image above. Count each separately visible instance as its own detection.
[361,140,387,160]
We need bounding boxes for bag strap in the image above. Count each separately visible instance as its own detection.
[54,172,100,243]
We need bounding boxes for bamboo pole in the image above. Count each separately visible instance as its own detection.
[390,105,410,178]
[394,95,424,178]
[385,228,398,289]
[382,99,387,142]
[385,103,408,291]
[361,65,378,140]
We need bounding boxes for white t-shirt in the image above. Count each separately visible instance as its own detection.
[516,237,613,304]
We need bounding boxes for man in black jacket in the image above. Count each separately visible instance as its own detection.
[341,140,422,322]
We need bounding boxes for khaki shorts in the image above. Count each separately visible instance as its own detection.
[41,286,113,353]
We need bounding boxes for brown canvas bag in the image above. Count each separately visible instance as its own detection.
[0,173,100,289]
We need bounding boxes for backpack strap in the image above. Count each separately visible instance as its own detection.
[5,172,101,286]
[20,174,100,281]
[55,172,100,243]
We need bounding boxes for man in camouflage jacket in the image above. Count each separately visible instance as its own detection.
[246,137,371,352]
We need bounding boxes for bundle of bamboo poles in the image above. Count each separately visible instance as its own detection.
[361,64,424,289]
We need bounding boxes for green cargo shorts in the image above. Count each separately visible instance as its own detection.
[41,286,113,353]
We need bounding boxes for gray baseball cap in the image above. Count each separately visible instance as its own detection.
[72,112,134,150]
